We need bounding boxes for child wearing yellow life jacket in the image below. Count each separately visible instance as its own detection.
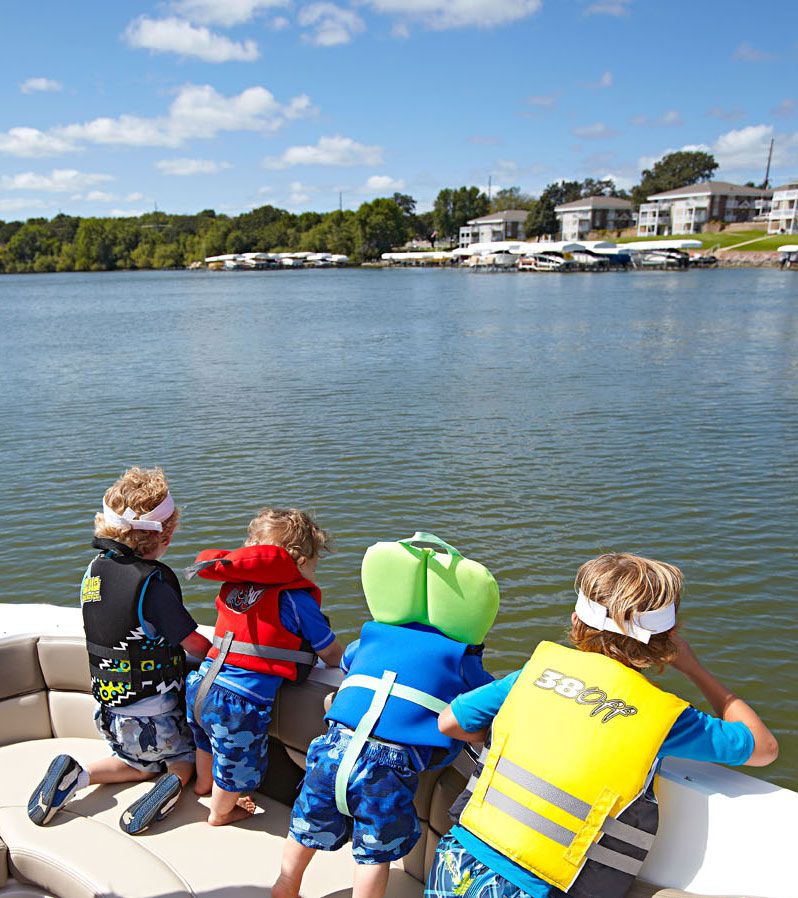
[185,508,343,826]
[274,533,500,898]
[430,552,778,898]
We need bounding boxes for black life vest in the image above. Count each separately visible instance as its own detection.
[80,538,187,709]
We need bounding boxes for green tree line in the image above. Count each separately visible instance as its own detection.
[0,151,722,273]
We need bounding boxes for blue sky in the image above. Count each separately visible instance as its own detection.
[1,0,796,219]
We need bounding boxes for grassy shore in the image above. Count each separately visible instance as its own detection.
[616,231,792,252]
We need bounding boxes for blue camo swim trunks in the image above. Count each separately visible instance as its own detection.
[289,723,421,865]
[185,671,272,792]
[95,704,195,774]
[426,834,553,898]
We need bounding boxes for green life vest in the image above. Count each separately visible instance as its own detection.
[360,532,500,645]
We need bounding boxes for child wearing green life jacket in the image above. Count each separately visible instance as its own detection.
[431,552,778,898]
[273,533,500,898]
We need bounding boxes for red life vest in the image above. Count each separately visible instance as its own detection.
[193,544,322,681]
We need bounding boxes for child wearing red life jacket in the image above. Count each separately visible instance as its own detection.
[430,553,779,898]
[185,508,343,826]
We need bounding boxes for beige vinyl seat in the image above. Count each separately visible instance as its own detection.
[0,635,732,898]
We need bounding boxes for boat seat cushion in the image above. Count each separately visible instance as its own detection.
[0,738,422,898]
[0,639,44,701]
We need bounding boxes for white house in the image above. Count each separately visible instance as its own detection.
[459,210,528,248]
[554,196,634,241]
[636,181,772,236]
[768,182,798,235]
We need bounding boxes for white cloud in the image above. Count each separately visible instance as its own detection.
[631,109,682,127]
[572,122,619,139]
[264,135,382,168]
[364,0,541,29]
[584,70,613,89]
[83,191,117,202]
[173,0,286,25]
[288,181,312,204]
[109,208,149,217]
[391,22,410,37]
[733,42,775,63]
[126,192,145,201]
[363,174,405,192]
[467,134,500,145]
[0,127,75,158]
[0,197,46,215]
[125,16,259,62]
[20,77,62,94]
[298,3,365,45]
[771,99,795,118]
[527,94,556,108]
[270,15,291,29]
[156,158,232,175]
[585,0,632,14]
[1,169,113,192]
[640,124,798,177]
[706,106,745,122]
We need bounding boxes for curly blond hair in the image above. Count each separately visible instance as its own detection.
[245,507,329,565]
[570,552,682,670]
[94,467,180,558]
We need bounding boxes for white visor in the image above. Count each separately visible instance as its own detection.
[102,492,175,533]
[574,590,676,644]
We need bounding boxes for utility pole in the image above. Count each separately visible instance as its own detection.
[763,137,774,189]
[488,175,492,202]
[339,191,343,212]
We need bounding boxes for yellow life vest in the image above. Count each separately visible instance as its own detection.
[460,641,688,893]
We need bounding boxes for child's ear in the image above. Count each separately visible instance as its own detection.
[571,612,578,625]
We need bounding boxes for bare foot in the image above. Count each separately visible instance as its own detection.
[194,781,212,796]
[207,796,256,826]
[272,874,301,898]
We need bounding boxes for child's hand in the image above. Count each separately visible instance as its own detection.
[669,633,701,674]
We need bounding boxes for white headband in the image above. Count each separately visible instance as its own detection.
[102,492,175,533]
[574,590,676,644]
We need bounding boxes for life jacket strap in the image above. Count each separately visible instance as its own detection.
[334,670,397,817]
[482,755,655,876]
[210,635,315,666]
[336,673,448,713]
[193,631,235,722]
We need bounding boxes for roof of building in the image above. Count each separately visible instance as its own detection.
[554,196,633,212]
[647,181,772,200]
[466,209,530,225]
[773,182,798,191]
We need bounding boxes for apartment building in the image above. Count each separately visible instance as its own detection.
[636,181,771,236]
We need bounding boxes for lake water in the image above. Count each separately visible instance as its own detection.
[1,268,796,787]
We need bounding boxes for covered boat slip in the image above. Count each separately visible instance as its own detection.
[0,607,794,898]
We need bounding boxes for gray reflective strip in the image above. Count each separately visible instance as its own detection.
[484,786,575,848]
[601,816,655,850]
[212,635,315,665]
[194,631,234,722]
[89,664,132,683]
[495,756,654,851]
[585,843,644,876]
[495,757,591,820]
[485,786,648,876]
[337,674,447,713]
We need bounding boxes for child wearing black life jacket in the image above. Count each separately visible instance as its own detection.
[28,466,212,835]
[431,552,779,898]
[185,507,343,826]
[274,533,499,898]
